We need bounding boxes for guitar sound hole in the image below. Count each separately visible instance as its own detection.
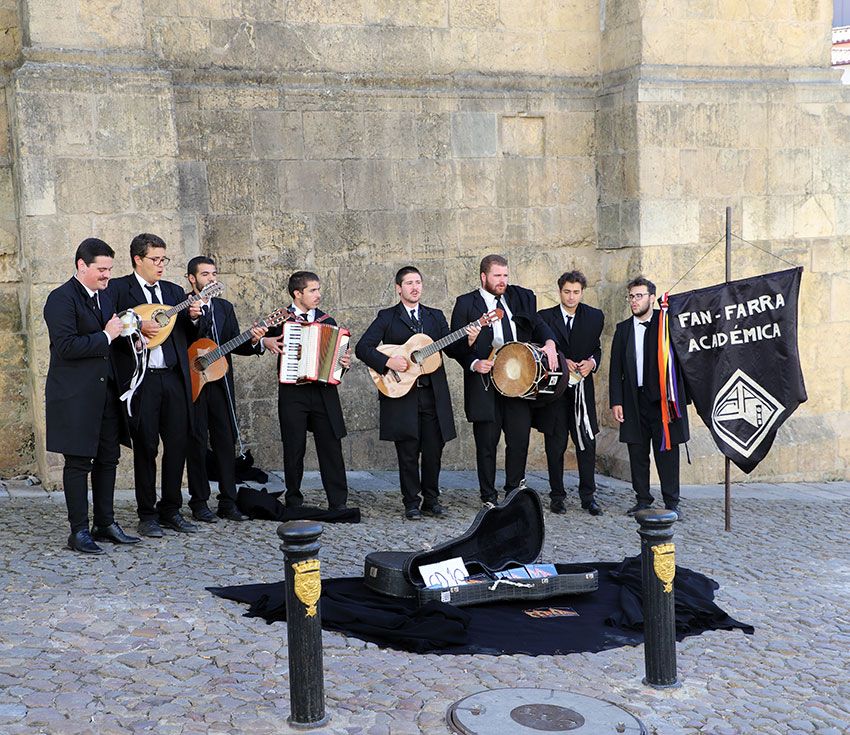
[154,311,169,327]
[410,351,420,364]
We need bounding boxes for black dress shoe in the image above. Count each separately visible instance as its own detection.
[329,503,348,511]
[137,519,164,538]
[192,505,219,523]
[550,499,566,515]
[481,494,497,507]
[626,502,652,516]
[92,522,141,544]
[159,513,199,533]
[421,503,444,517]
[666,505,683,521]
[583,500,604,516]
[405,507,422,520]
[67,529,105,555]
[217,506,249,521]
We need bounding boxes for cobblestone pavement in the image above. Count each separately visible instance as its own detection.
[1,470,848,735]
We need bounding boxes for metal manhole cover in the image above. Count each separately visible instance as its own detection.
[447,688,646,734]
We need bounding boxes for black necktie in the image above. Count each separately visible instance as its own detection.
[409,309,422,333]
[495,297,513,343]
[144,283,176,367]
[565,315,573,339]
[90,294,103,325]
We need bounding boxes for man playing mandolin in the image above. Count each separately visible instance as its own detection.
[109,233,202,538]
[184,256,267,524]
[355,266,458,520]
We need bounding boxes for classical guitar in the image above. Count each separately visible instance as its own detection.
[368,309,502,398]
[132,281,224,349]
[189,307,288,401]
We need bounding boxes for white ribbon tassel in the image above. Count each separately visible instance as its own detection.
[119,333,148,417]
[573,379,596,451]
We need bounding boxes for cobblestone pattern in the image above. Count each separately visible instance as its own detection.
[1,473,848,734]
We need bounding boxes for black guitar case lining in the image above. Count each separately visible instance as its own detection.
[363,487,598,607]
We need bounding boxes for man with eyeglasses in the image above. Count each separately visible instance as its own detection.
[609,276,689,519]
[110,233,202,538]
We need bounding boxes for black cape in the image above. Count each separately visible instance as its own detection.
[209,556,752,656]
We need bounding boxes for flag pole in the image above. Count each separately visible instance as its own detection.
[724,206,732,531]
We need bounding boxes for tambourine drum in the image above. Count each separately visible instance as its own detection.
[491,342,565,400]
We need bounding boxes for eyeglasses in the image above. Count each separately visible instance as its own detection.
[144,256,171,266]
[627,293,650,301]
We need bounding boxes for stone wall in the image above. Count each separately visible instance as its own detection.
[3,0,848,486]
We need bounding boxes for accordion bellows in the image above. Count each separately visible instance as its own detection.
[364,487,598,607]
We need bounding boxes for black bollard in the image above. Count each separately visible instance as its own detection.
[635,509,679,688]
[278,520,329,728]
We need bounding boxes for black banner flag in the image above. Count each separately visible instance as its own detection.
[667,268,807,473]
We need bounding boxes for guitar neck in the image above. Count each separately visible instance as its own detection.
[202,328,255,365]
[418,321,480,359]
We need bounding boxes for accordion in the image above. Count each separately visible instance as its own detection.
[279,321,350,385]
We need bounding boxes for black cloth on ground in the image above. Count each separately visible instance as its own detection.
[235,485,361,524]
[208,556,752,656]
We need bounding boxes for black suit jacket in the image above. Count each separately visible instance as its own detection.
[194,296,262,433]
[355,302,456,443]
[447,285,556,423]
[107,274,196,429]
[609,310,689,445]
[266,309,347,439]
[532,302,604,436]
[43,277,130,456]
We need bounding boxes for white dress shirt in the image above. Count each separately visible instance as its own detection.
[633,314,651,388]
[135,271,166,368]
[479,287,515,344]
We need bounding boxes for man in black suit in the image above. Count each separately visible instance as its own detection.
[533,270,604,516]
[184,256,266,524]
[109,233,201,537]
[44,238,140,554]
[262,271,351,510]
[447,254,558,505]
[355,266,457,520]
[609,276,689,518]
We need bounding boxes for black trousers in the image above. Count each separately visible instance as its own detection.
[131,368,188,521]
[62,384,122,533]
[187,381,239,512]
[627,388,681,507]
[472,394,532,501]
[278,385,348,508]
[394,385,444,510]
[544,389,597,506]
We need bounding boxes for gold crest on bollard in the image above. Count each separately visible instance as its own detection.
[651,543,676,594]
[292,559,322,617]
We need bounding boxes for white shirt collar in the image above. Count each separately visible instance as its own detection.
[134,271,159,292]
[74,275,97,298]
[560,304,576,321]
[291,304,313,320]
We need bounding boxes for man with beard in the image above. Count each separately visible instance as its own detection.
[447,254,558,506]
[356,266,456,520]
[184,256,266,524]
[609,276,689,518]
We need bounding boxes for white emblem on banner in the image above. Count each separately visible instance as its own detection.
[711,369,784,458]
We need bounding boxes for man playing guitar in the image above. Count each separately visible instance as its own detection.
[355,266,457,520]
[184,256,267,524]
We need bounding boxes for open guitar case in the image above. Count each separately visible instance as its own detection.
[364,487,598,607]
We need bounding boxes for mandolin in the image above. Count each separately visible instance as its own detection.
[188,307,288,401]
[368,309,502,398]
[132,281,224,349]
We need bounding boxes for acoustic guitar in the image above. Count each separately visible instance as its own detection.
[188,307,288,401]
[368,309,502,398]
[132,281,224,349]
